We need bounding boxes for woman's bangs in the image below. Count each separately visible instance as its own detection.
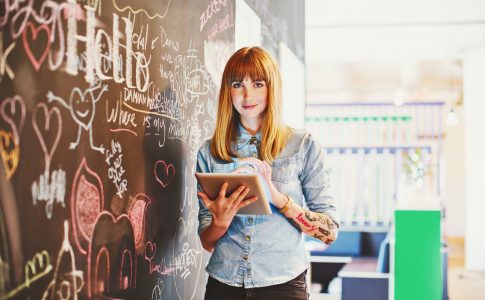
[228,55,268,84]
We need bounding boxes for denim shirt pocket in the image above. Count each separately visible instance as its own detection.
[271,156,298,183]
[212,162,237,173]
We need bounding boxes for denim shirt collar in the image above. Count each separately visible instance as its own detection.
[235,123,261,149]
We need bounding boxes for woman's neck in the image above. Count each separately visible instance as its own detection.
[240,118,261,136]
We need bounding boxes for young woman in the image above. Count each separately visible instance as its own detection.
[196,47,339,300]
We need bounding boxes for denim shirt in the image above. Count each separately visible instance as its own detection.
[196,125,339,288]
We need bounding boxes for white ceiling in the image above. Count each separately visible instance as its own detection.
[306,0,485,63]
[305,0,485,104]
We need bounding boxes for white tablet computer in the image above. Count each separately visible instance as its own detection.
[195,173,272,215]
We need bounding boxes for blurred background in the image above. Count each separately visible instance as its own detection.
[303,0,485,299]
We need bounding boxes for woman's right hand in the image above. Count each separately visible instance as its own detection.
[198,182,258,229]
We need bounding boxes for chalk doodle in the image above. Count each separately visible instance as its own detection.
[31,103,66,219]
[203,39,233,89]
[47,83,107,153]
[111,0,171,20]
[0,131,19,180]
[22,21,51,71]
[1,251,53,299]
[154,160,175,188]
[71,158,104,255]
[173,45,216,107]
[0,95,26,179]
[128,193,152,254]
[144,241,177,277]
[87,212,137,297]
[151,278,164,300]
[41,221,84,300]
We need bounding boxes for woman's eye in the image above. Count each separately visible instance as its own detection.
[254,82,265,88]
[232,82,242,88]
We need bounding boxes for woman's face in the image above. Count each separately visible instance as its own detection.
[230,76,268,127]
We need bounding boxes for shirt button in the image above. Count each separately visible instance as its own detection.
[242,255,248,261]
[245,235,251,241]
[248,218,253,224]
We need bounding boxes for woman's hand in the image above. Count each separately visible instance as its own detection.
[198,182,257,229]
[237,157,288,209]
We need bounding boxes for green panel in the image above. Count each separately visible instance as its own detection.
[395,210,442,300]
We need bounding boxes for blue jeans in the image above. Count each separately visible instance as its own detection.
[204,271,309,300]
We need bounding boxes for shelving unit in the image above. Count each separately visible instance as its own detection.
[306,102,444,228]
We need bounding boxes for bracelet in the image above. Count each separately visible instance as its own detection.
[279,195,294,213]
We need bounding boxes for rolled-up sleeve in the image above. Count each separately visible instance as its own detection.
[300,134,340,227]
[196,146,213,236]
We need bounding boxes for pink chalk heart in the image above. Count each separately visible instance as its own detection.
[154,160,175,188]
[22,22,51,71]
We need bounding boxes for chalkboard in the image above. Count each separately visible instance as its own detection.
[0,1,304,299]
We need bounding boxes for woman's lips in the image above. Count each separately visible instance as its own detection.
[242,104,257,109]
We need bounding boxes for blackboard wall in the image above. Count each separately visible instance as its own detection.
[0,1,304,299]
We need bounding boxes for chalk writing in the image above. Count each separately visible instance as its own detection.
[207,12,233,42]
[31,169,67,219]
[200,0,227,32]
[173,211,203,300]
[0,32,15,81]
[105,139,128,198]
[143,115,166,148]
[106,91,138,128]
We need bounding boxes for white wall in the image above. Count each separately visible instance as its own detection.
[443,106,466,237]
[279,42,305,129]
[463,43,485,270]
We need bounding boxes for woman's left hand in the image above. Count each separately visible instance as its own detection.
[236,157,287,209]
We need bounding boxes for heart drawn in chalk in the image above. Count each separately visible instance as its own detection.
[22,22,51,71]
[69,88,95,129]
[154,160,175,188]
[0,95,26,141]
[0,130,20,179]
[144,241,157,262]
[32,103,62,166]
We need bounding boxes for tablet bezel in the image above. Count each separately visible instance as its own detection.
[195,172,272,215]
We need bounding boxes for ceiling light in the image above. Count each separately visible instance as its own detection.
[393,88,405,106]
[446,108,459,127]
